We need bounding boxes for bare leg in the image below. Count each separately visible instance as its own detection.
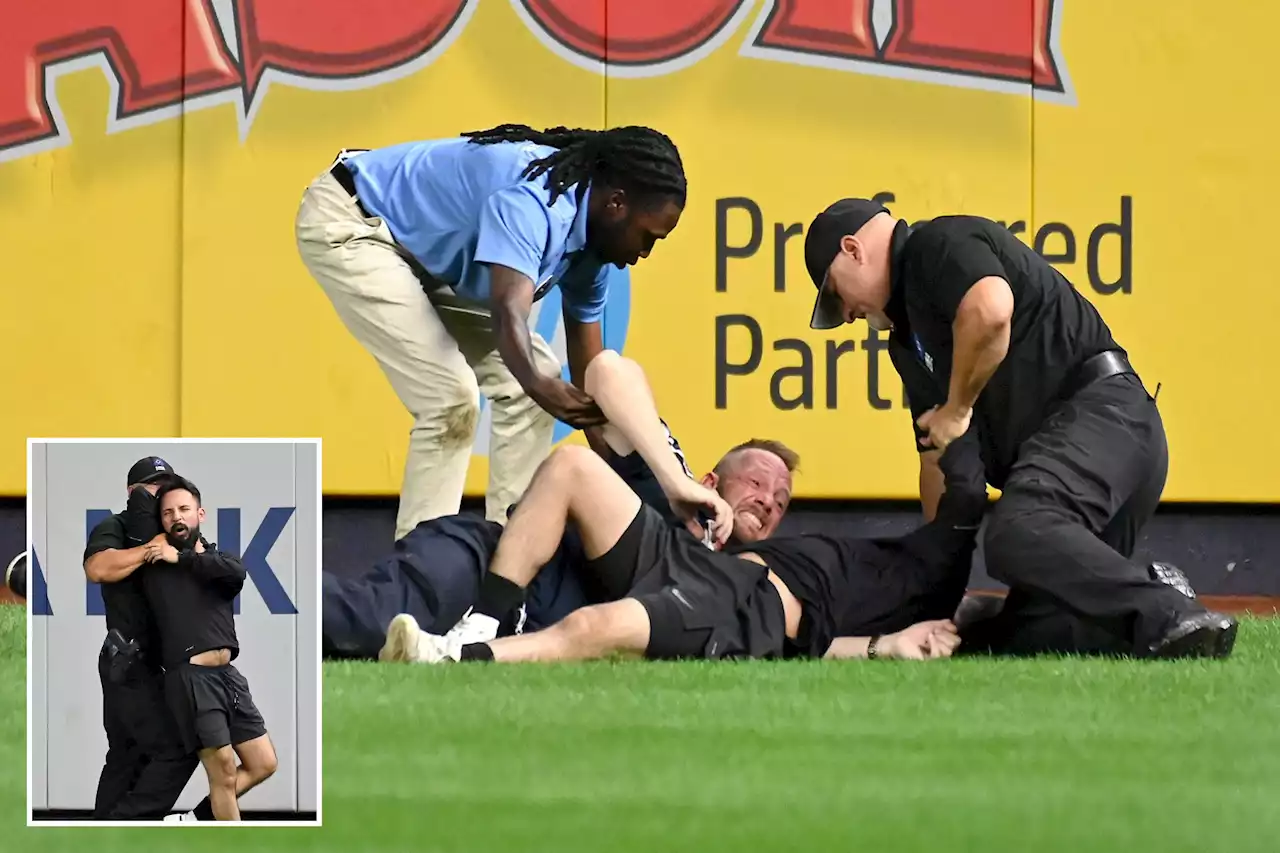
[231,734,278,798]
[585,350,648,457]
[488,444,643,588]
[186,734,277,820]
[484,599,651,662]
[198,745,239,821]
[380,416,660,664]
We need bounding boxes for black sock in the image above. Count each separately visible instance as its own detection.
[475,573,525,621]
[460,642,495,662]
[193,796,214,820]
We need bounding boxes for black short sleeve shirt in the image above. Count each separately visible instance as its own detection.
[726,534,856,658]
[84,512,159,661]
[905,222,1009,321]
[84,513,126,562]
[888,216,1120,486]
[887,333,945,451]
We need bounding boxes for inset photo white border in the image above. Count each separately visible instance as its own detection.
[27,438,323,827]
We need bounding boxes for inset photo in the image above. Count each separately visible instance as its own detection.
[28,439,320,825]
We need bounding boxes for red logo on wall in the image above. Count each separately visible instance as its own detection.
[0,0,1070,162]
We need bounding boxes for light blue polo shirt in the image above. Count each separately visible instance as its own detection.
[344,138,622,323]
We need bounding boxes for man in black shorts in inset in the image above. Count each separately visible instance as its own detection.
[380,353,981,665]
[141,477,277,821]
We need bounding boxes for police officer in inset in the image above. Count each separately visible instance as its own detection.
[802,198,1237,659]
[83,457,199,819]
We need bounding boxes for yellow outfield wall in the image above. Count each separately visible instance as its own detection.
[2,0,1276,501]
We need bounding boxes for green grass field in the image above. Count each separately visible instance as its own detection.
[5,606,1278,851]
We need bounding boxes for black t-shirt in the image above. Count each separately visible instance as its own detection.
[84,513,160,664]
[141,545,247,668]
[885,216,1119,487]
[724,534,857,658]
[723,446,989,659]
[879,222,975,456]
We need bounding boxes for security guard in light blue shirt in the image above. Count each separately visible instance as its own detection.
[296,124,687,539]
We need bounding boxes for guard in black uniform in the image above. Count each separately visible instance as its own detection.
[143,476,276,821]
[82,457,198,819]
[802,198,1237,659]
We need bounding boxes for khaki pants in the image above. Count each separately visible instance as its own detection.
[295,168,560,538]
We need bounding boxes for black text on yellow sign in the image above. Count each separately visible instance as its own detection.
[712,193,1136,412]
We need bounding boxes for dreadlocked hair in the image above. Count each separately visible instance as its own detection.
[462,124,686,208]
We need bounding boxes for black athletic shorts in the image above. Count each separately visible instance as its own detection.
[164,663,267,753]
[586,504,786,660]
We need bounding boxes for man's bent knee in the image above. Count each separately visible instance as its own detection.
[200,745,238,788]
[441,397,480,447]
[413,395,481,449]
[236,734,278,785]
[583,348,625,393]
[560,604,608,639]
[561,600,650,655]
[544,443,606,480]
[541,445,626,507]
[261,746,278,781]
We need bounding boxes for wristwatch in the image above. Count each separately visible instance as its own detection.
[867,635,882,660]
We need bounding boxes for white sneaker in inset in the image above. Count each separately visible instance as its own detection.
[163,811,198,823]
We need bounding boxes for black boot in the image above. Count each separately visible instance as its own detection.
[1150,561,1197,600]
[1147,611,1238,660]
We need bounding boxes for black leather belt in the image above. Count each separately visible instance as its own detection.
[330,156,371,217]
[1063,350,1136,399]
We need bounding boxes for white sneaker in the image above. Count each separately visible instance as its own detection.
[380,611,500,664]
[422,608,501,662]
[379,614,456,663]
[163,811,198,823]
[441,608,501,647]
[379,614,425,662]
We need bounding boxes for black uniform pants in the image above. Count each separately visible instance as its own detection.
[322,514,501,659]
[975,374,1204,656]
[94,651,199,819]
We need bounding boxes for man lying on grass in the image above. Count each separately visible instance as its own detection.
[324,349,800,660]
[380,351,988,664]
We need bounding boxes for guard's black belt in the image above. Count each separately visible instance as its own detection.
[330,157,371,218]
[1064,350,1137,400]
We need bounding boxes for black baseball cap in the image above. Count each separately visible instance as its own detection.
[127,456,176,487]
[804,198,890,330]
